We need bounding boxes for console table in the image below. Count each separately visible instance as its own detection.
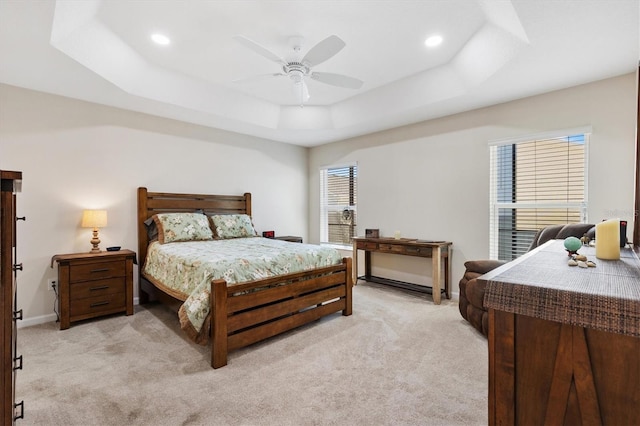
[480,240,640,425]
[352,237,452,304]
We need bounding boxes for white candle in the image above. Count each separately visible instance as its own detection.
[595,219,620,260]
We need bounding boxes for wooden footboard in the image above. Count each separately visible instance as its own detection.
[211,257,352,368]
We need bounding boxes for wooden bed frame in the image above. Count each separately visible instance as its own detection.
[137,187,353,368]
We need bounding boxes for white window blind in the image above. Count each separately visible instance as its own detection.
[320,164,357,246]
[489,132,588,260]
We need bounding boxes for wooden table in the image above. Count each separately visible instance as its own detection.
[479,240,640,425]
[352,237,452,304]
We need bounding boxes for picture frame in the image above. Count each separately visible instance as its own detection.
[365,229,379,238]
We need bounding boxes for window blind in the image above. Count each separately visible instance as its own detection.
[320,164,357,246]
[489,134,588,260]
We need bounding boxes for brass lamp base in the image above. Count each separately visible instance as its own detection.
[90,228,101,253]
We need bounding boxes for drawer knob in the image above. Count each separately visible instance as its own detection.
[90,268,110,273]
[90,301,110,308]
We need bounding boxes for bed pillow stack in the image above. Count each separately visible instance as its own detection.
[148,212,258,243]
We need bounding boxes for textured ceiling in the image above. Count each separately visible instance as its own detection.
[0,0,638,146]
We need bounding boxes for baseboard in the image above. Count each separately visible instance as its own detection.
[17,313,57,328]
[17,297,141,328]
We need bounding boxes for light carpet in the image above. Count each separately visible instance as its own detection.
[16,283,488,425]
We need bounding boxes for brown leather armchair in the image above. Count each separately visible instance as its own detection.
[458,223,595,336]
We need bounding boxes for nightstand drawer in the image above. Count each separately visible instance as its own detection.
[70,277,124,300]
[70,260,125,282]
[70,292,126,317]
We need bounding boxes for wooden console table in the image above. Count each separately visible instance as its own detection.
[480,240,640,425]
[352,237,452,304]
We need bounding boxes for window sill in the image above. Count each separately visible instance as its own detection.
[321,243,353,251]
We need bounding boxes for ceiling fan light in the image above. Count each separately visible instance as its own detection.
[290,68,304,83]
[293,81,310,106]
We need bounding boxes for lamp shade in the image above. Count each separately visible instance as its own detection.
[81,210,107,228]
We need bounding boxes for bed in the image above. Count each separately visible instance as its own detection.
[137,187,353,368]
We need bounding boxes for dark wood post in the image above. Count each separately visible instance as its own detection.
[211,279,228,369]
[343,257,353,316]
[634,63,640,248]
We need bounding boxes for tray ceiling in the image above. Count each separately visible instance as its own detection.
[0,0,638,146]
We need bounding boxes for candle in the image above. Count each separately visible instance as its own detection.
[595,219,620,260]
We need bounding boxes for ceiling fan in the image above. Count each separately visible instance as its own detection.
[233,35,364,106]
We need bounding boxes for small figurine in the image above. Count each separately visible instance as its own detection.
[564,236,582,256]
[580,233,590,246]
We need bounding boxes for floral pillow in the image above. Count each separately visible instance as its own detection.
[153,213,213,244]
[209,214,257,239]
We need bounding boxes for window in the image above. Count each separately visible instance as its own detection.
[489,131,589,260]
[320,164,357,247]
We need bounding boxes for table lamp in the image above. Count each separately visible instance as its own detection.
[81,209,107,253]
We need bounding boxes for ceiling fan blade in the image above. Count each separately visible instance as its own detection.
[311,72,363,89]
[233,35,287,66]
[302,35,345,67]
[232,73,285,83]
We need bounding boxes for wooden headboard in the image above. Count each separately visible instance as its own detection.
[137,187,252,265]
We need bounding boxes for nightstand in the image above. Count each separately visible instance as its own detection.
[52,250,136,329]
[274,236,303,243]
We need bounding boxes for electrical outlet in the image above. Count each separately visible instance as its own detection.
[47,279,56,291]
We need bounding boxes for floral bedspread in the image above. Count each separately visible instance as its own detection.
[143,237,342,343]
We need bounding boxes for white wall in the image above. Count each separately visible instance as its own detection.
[309,73,638,296]
[2,73,636,322]
[0,84,308,324]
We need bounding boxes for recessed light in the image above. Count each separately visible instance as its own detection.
[151,33,170,45]
[424,35,443,48]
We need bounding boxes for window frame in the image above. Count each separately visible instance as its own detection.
[489,127,591,260]
[319,163,358,249]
